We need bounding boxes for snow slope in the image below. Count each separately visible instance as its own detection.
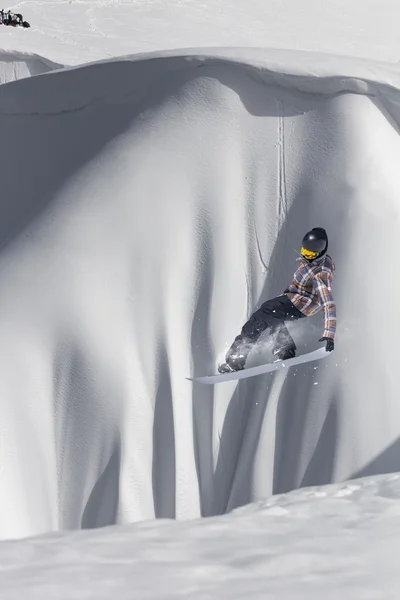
[1,46,400,540]
[0,50,61,83]
[1,473,400,599]
[2,0,400,66]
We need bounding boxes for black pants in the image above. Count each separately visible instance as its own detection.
[227,294,305,359]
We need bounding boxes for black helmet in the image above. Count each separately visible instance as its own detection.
[300,227,328,261]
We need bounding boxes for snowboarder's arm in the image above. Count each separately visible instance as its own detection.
[315,271,336,339]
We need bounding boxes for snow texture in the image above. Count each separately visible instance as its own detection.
[1,473,400,599]
[1,0,400,597]
[0,50,61,83]
[2,0,400,66]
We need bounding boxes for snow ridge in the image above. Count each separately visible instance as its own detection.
[0,50,62,83]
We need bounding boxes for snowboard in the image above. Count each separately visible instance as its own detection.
[188,346,332,385]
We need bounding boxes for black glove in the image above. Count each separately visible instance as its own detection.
[319,337,334,352]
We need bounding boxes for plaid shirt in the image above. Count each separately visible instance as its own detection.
[283,254,336,339]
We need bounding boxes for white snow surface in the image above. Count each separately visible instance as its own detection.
[2,0,400,66]
[0,49,61,83]
[1,0,400,597]
[2,473,400,599]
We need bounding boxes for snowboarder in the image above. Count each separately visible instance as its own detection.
[0,9,30,27]
[218,227,336,373]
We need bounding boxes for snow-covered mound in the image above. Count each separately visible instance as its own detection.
[0,51,62,83]
[1,48,400,540]
[1,473,400,599]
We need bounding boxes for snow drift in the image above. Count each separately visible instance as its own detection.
[0,50,62,83]
[1,48,400,540]
[2,473,400,599]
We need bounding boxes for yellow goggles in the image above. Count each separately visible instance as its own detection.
[300,246,319,260]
